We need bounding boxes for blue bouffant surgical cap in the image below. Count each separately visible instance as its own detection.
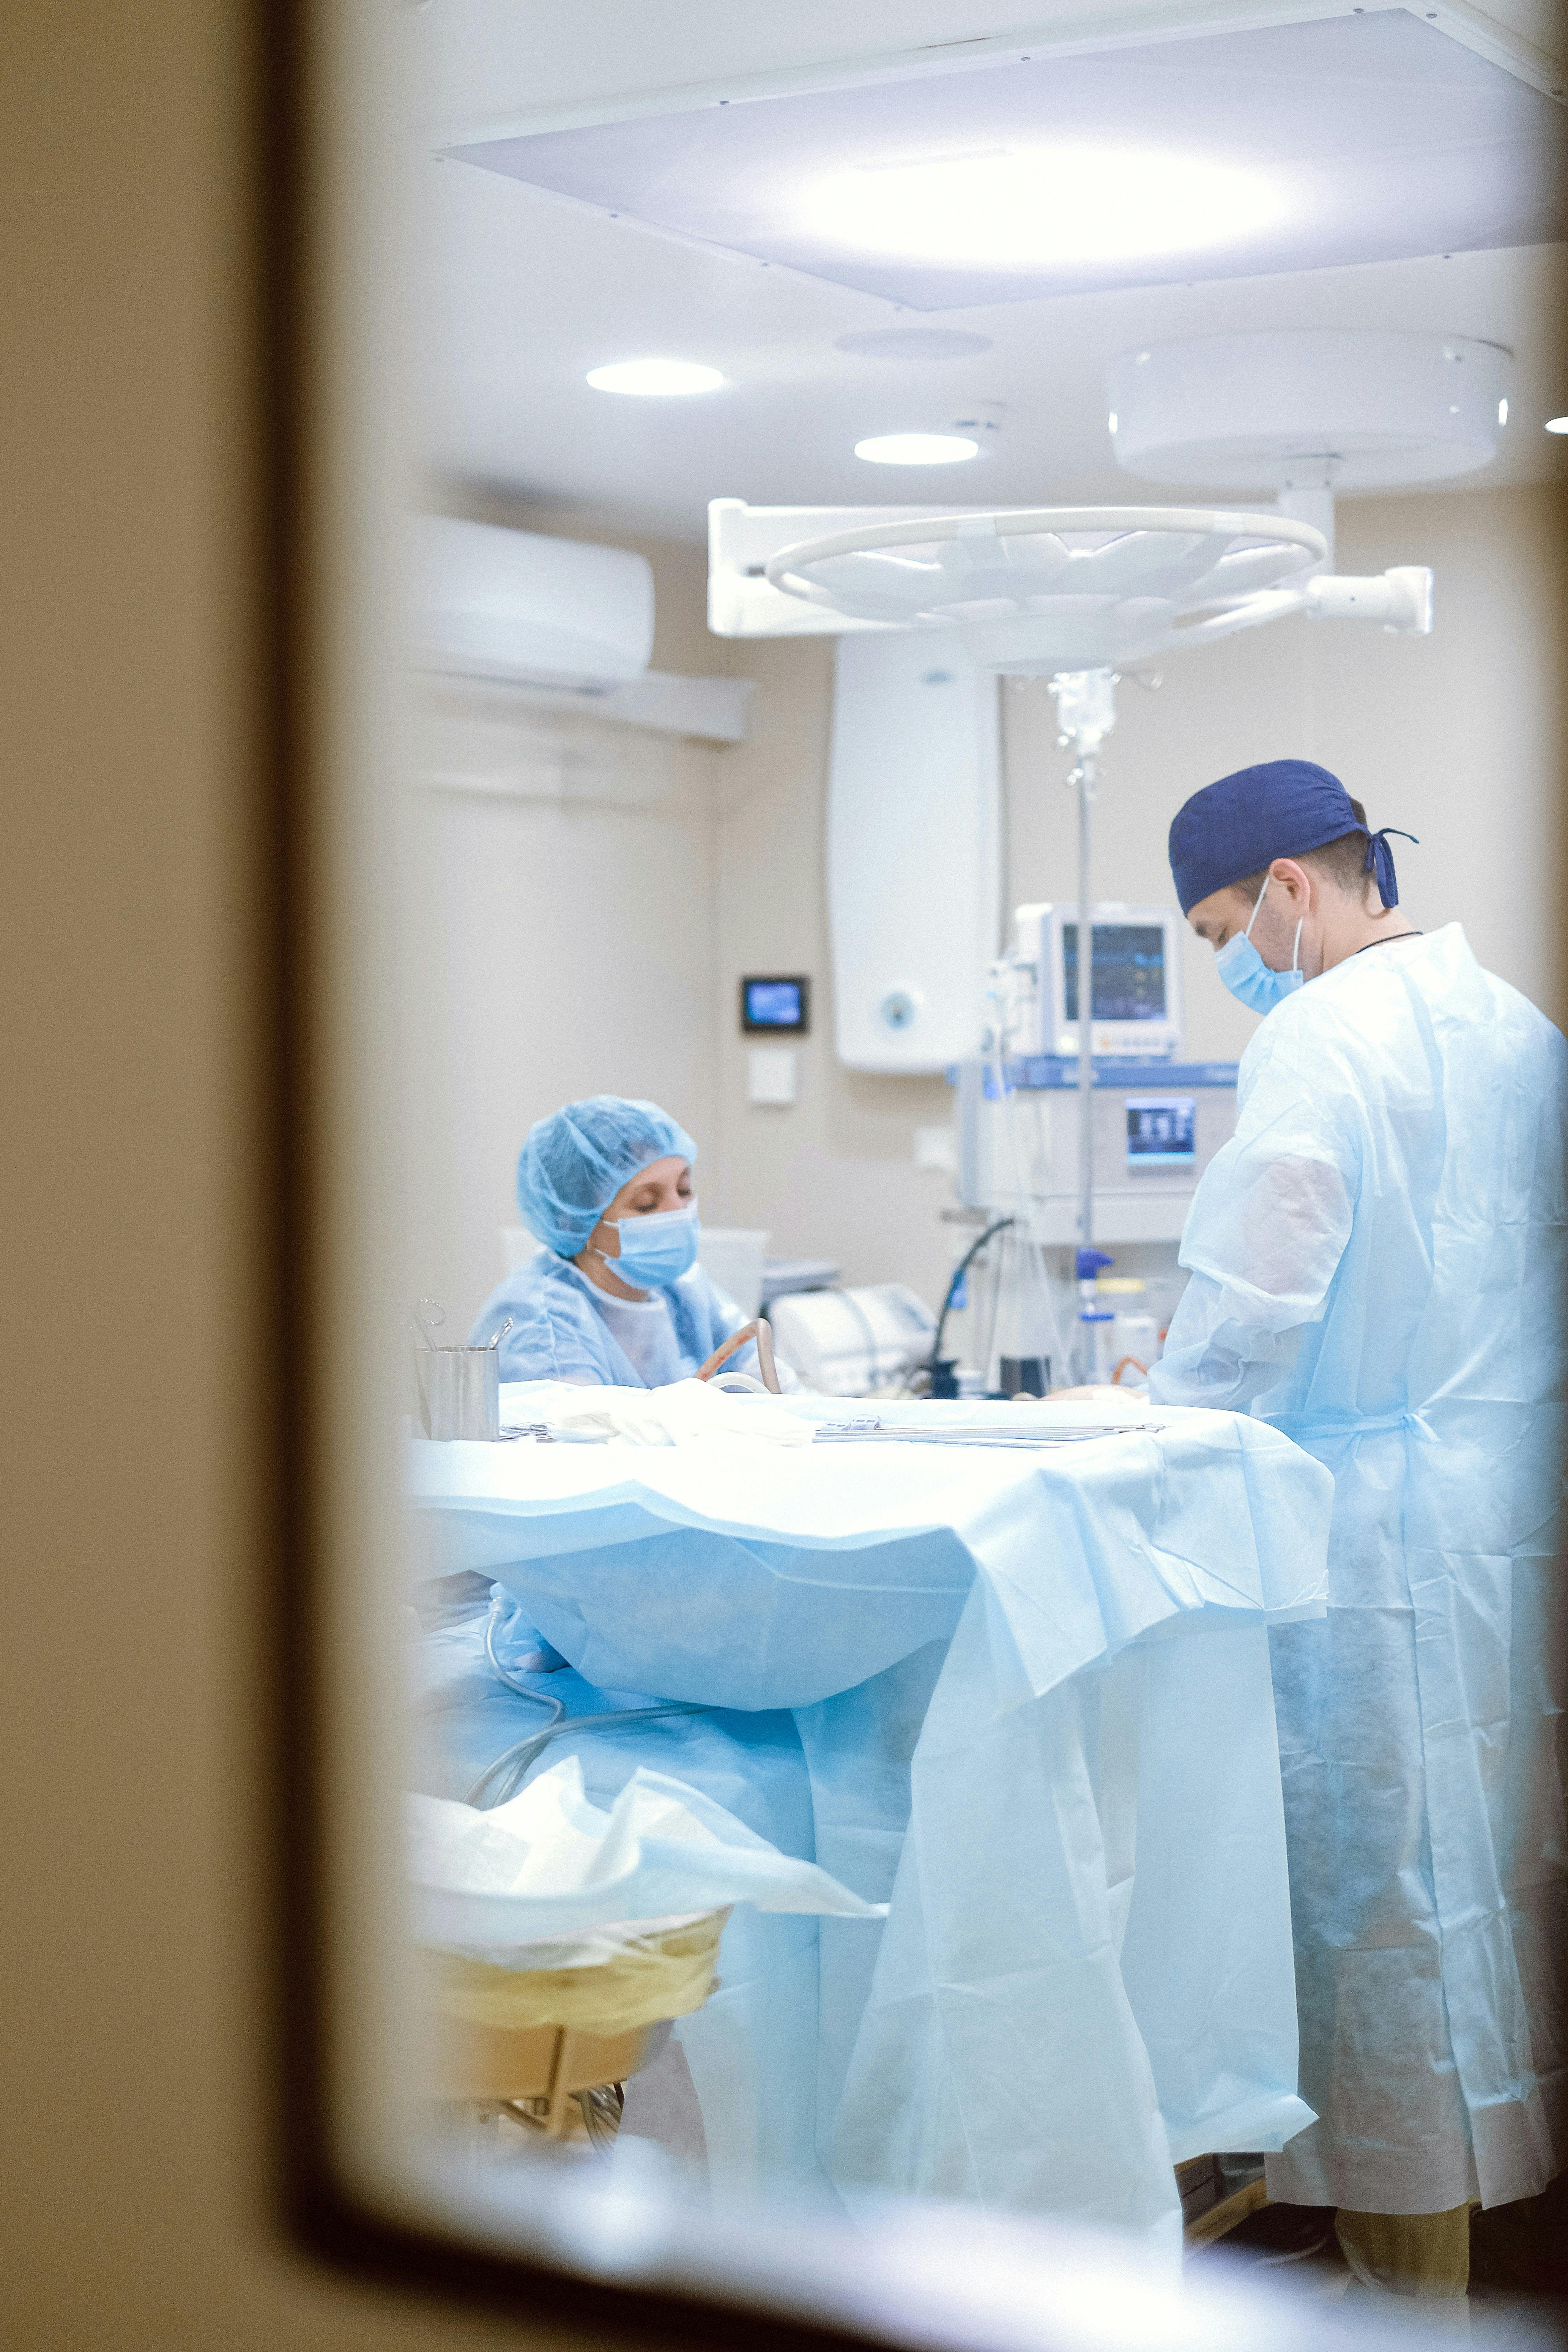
[1168,758,1415,914]
[517,1096,698,1257]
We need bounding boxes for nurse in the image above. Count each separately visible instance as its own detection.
[1151,760,1566,2310]
[470,1094,774,1388]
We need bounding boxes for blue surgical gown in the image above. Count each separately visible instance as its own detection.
[1150,924,1568,2213]
[469,1248,756,1388]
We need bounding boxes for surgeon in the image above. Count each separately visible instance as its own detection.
[1150,758,1567,2313]
[470,1094,785,1389]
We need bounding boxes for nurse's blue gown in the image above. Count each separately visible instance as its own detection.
[469,1249,757,1387]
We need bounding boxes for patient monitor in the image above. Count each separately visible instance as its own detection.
[960,898,1230,1252]
[1007,902,1183,1062]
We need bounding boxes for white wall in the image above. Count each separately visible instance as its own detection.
[414,483,1565,1332]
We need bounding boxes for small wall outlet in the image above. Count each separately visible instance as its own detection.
[747,1046,797,1107]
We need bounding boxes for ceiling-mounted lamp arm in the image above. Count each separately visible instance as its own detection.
[761,563,856,613]
[1304,567,1434,634]
[1162,586,1311,649]
[1163,564,1434,652]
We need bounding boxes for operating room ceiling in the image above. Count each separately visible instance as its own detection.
[416,0,1568,538]
[452,14,1565,309]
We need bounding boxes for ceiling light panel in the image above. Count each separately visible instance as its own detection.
[447,11,1566,314]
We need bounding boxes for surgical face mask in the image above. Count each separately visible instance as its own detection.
[1213,875,1305,1016]
[600,1200,700,1286]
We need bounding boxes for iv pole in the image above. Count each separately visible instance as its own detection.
[1073,733,1096,1254]
[1049,668,1118,1363]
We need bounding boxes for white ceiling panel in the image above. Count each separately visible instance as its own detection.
[419,3,1568,538]
[415,0,1566,143]
[449,13,1565,309]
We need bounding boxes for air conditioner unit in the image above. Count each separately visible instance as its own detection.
[412,515,655,691]
[412,515,753,743]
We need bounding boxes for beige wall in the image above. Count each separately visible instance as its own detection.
[1002,483,1568,1067]
[705,483,1567,1314]
[2,9,616,2350]
[711,632,963,1314]
[415,484,1566,1328]
[412,497,726,1324]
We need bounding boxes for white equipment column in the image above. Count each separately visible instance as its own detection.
[827,630,1000,1075]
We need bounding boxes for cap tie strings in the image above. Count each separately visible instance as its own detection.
[1365,827,1418,908]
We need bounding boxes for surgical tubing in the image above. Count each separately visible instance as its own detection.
[837,1284,898,1394]
[927,1214,1014,1378]
[484,1606,570,1706]
[465,1701,718,1810]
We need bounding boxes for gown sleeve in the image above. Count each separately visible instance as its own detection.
[468,1257,625,1386]
[1150,1014,1359,1414]
[493,1297,606,1385]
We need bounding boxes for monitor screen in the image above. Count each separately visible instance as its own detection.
[1063,923,1168,1025]
[742,976,808,1032]
[1125,1096,1196,1170]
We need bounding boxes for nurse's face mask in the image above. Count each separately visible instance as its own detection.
[605,1200,701,1286]
[589,1158,701,1286]
[1213,873,1305,1015]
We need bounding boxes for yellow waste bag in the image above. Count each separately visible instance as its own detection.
[424,1909,729,2037]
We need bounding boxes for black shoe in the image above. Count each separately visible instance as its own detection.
[1214,2201,1336,2267]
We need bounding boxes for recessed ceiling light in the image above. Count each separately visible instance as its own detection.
[1546,415,1568,434]
[586,359,725,396]
[801,148,1281,270]
[854,432,980,465]
[1497,398,1508,425]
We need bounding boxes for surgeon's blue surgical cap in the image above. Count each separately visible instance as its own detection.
[517,1096,698,1258]
[1169,758,1415,913]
